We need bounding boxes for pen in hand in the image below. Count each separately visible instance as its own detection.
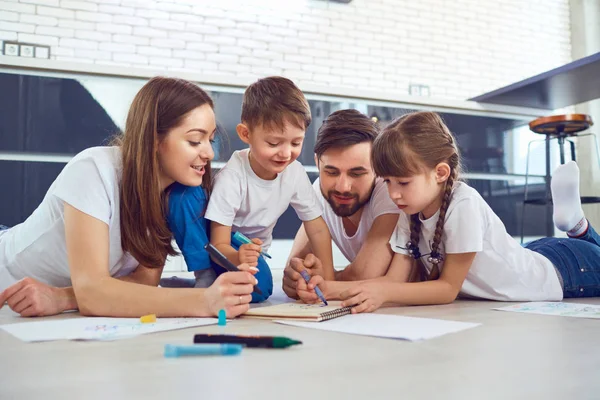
[204,243,263,295]
[299,270,328,306]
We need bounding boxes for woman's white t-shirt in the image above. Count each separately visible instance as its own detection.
[0,146,138,291]
[389,182,563,301]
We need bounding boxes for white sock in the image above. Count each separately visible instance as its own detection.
[551,161,587,236]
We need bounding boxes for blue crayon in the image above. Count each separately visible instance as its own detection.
[233,231,272,259]
[299,270,328,306]
[164,344,243,358]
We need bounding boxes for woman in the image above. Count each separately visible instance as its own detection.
[0,77,255,318]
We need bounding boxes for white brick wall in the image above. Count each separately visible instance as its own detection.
[0,0,572,99]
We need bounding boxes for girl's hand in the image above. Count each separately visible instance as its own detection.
[203,271,256,318]
[0,277,75,317]
[238,238,262,268]
[340,282,387,314]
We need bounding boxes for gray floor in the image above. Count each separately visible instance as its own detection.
[1,282,599,399]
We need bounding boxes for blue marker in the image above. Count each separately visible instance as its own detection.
[233,231,272,259]
[299,270,328,306]
[164,344,243,358]
[218,309,227,326]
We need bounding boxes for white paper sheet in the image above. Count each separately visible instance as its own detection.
[275,313,480,341]
[494,301,600,319]
[0,317,218,342]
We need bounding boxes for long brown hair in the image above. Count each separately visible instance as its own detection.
[372,111,461,279]
[115,76,214,268]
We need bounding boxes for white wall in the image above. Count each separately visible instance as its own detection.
[1,0,572,100]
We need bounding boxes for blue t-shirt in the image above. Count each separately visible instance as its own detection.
[167,183,212,272]
[167,183,273,302]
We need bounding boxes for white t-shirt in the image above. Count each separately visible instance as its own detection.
[313,177,400,262]
[0,147,138,291]
[389,182,563,301]
[205,149,322,252]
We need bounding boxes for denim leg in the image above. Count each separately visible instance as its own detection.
[526,236,600,298]
[230,233,273,303]
[571,222,600,247]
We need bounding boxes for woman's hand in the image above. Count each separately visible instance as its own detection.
[202,270,256,317]
[0,277,77,317]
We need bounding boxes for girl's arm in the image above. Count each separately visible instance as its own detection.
[340,252,477,313]
[335,214,399,281]
[297,251,413,302]
[65,204,255,317]
[303,217,335,280]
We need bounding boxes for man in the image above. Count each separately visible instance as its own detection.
[283,109,400,299]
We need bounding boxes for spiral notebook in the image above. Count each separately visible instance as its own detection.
[243,302,352,322]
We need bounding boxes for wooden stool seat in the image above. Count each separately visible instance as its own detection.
[529,114,593,137]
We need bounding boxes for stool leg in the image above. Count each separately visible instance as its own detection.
[545,136,553,237]
[558,136,566,164]
[567,139,576,162]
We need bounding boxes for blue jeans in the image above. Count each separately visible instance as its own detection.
[526,223,600,298]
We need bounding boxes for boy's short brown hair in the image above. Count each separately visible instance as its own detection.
[241,76,311,131]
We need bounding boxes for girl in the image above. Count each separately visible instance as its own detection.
[299,111,600,313]
[0,77,256,318]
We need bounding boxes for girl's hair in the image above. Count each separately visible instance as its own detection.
[113,76,214,268]
[372,111,461,280]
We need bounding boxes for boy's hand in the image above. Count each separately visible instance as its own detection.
[340,282,387,314]
[238,238,262,268]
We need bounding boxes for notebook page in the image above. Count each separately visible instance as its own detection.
[244,301,347,320]
[275,313,480,341]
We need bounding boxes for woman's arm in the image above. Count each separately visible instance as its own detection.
[64,203,255,317]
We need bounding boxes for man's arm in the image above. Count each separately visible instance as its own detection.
[335,213,399,281]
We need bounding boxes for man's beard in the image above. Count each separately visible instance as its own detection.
[323,180,376,218]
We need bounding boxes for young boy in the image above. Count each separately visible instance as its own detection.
[206,77,334,301]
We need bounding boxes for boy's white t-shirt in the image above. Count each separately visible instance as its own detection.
[0,147,138,291]
[313,177,400,262]
[205,149,322,252]
[389,182,563,301]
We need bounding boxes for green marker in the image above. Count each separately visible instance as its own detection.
[233,231,272,259]
[193,334,302,349]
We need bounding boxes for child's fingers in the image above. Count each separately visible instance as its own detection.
[307,275,324,290]
[241,243,262,253]
[251,238,263,245]
[339,286,361,301]
[351,300,371,314]
[341,291,364,307]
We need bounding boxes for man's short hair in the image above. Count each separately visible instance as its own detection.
[314,109,379,159]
